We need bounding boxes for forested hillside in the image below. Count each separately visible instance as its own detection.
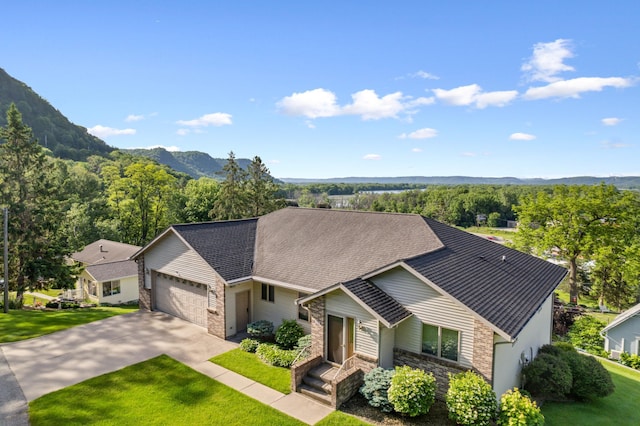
[0,68,113,161]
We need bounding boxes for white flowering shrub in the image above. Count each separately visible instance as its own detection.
[446,371,497,426]
[387,365,436,417]
[498,388,544,426]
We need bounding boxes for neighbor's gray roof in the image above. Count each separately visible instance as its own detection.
[85,260,138,282]
[404,218,567,339]
[172,219,258,282]
[602,303,640,333]
[72,239,141,265]
[253,208,443,291]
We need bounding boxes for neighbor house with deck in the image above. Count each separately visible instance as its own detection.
[602,303,640,358]
[133,207,566,406]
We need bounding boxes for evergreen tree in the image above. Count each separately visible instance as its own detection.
[245,156,284,217]
[210,151,248,220]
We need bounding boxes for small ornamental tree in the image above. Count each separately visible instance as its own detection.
[446,371,497,426]
[360,367,395,413]
[387,366,436,417]
[498,388,544,426]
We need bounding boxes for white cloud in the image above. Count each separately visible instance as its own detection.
[509,132,536,141]
[363,154,382,160]
[461,152,477,157]
[433,84,517,108]
[523,77,634,100]
[601,139,630,149]
[411,147,423,153]
[522,39,575,83]
[412,70,439,80]
[602,117,623,126]
[305,120,316,129]
[277,88,433,121]
[176,112,232,127]
[277,88,340,118]
[176,129,190,136]
[87,125,136,138]
[399,128,438,139]
[125,114,145,122]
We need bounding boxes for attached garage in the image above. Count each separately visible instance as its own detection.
[154,273,208,328]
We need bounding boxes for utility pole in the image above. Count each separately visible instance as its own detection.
[3,207,7,313]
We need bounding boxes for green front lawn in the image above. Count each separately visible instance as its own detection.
[0,306,138,343]
[29,355,305,426]
[542,359,640,425]
[210,348,292,394]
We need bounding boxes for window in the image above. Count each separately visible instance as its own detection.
[261,283,274,302]
[102,280,121,297]
[422,324,459,362]
[88,282,97,297]
[298,292,309,321]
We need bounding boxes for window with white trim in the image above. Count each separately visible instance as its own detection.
[422,323,459,362]
[102,280,121,297]
[261,283,274,302]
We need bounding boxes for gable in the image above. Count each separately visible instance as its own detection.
[72,239,141,265]
[603,303,640,333]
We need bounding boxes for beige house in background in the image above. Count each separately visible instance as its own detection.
[71,239,141,304]
[133,208,567,407]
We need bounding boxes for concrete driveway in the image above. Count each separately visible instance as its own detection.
[2,311,238,402]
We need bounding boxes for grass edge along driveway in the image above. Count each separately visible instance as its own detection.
[0,306,138,343]
[29,354,307,426]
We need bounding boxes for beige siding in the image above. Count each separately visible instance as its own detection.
[225,281,253,335]
[100,276,139,304]
[143,232,219,302]
[493,295,553,398]
[326,290,378,360]
[372,268,475,368]
[250,283,311,333]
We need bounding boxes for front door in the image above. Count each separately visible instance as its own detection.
[327,315,355,364]
[235,291,250,333]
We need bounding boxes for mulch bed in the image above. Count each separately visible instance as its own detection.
[338,394,457,425]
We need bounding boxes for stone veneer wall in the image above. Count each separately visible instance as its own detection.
[207,274,227,339]
[137,256,151,311]
[394,348,466,399]
[291,355,323,392]
[309,297,325,358]
[472,320,494,383]
[333,369,364,408]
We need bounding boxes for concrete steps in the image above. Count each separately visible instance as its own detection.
[299,363,339,406]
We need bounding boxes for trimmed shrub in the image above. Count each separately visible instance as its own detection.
[523,352,572,399]
[294,334,312,361]
[498,388,544,426]
[620,352,640,370]
[275,319,305,349]
[568,315,607,357]
[255,343,297,368]
[387,366,436,417]
[239,338,260,353]
[538,342,576,357]
[360,367,395,413]
[446,371,497,426]
[247,320,274,340]
[562,351,614,401]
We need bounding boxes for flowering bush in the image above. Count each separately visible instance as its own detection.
[387,366,436,417]
[360,367,395,413]
[446,371,497,426]
[497,388,544,426]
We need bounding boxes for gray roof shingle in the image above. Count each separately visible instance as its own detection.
[342,278,412,327]
[405,217,567,339]
[85,260,139,282]
[72,239,140,265]
[172,219,258,282]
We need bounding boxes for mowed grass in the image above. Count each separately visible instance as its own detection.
[542,359,640,425]
[0,306,138,343]
[210,348,292,394]
[315,411,372,425]
[29,355,306,426]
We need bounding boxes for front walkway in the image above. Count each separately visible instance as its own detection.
[1,311,332,425]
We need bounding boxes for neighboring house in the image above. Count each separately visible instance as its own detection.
[602,303,640,358]
[71,239,141,304]
[133,208,566,406]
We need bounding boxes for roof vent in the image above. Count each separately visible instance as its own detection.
[99,244,104,252]
[501,255,507,262]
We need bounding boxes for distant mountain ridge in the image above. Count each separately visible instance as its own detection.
[124,147,252,179]
[0,67,113,161]
[281,175,640,188]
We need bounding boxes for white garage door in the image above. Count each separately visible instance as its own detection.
[155,274,207,328]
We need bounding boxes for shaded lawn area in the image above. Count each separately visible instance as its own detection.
[0,306,138,343]
[210,348,291,394]
[542,359,640,425]
[29,355,305,426]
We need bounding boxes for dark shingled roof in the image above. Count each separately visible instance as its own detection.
[172,219,258,282]
[342,278,412,327]
[405,217,567,339]
[85,260,138,282]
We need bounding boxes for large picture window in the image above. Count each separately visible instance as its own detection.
[102,280,121,297]
[422,323,459,362]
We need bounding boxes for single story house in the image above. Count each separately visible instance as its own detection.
[71,239,141,304]
[133,207,566,405]
[602,303,640,358]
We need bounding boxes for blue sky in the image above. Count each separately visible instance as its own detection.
[1,1,639,179]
